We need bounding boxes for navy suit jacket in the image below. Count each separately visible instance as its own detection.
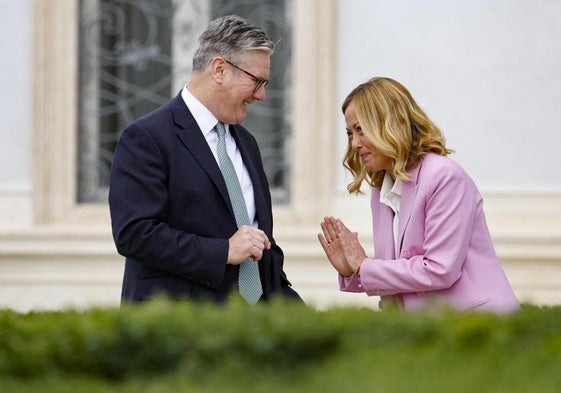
[109,92,301,303]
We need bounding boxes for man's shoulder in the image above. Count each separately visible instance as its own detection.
[133,96,179,126]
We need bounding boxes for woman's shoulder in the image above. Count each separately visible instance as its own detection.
[420,152,464,174]
[416,153,472,185]
[417,153,478,193]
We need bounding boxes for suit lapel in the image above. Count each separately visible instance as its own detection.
[397,159,423,254]
[170,94,233,215]
[377,202,398,259]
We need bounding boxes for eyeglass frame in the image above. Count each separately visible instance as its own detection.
[224,59,269,93]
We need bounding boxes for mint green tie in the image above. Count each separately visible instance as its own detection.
[215,122,263,305]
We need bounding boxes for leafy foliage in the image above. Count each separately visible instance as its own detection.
[0,299,560,392]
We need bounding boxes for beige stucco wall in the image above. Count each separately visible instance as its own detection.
[0,0,560,312]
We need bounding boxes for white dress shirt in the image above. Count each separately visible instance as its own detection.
[379,172,403,258]
[377,173,404,309]
[181,86,258,227]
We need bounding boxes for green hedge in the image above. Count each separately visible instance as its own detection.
[1,298,560,392]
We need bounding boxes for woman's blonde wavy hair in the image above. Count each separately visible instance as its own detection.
[342,77,453,194]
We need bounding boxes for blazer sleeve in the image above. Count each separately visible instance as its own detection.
[109,123,227,289]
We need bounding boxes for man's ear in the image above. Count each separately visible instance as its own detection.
[209,57,227,84]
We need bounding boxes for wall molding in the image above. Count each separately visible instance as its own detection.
[0,189,32,227]
[1,0,555,311]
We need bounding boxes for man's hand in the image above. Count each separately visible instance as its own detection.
[227,225,271,265]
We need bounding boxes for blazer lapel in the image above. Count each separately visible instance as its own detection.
[397,160,423,254]
[372,189,396,259]
[170,94,233,215]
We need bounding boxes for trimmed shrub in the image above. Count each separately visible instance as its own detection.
[0,299,560,392]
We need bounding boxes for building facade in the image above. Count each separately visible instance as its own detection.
[1,0,560,311]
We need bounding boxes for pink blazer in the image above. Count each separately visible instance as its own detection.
[341,153,519,313]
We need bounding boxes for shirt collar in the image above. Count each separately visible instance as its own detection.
[380,172,403,213]
[181,85,222,136]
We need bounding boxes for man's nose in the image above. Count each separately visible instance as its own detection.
[253,85,266,101]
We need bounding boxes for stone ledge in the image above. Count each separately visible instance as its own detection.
[1,225,560,262]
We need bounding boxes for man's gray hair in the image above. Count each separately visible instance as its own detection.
[192,15,275,72]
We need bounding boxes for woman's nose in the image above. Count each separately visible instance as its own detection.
[351,135,361,150]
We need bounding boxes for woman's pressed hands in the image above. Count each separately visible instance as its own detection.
[318,217,353,277]
[334,218,368,274]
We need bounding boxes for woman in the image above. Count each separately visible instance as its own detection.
[318,77,519,313]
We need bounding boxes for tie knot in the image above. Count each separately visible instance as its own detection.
[215,122,226,138]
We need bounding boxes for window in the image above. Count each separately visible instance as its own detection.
[77,0,291,204]
[34,0,335,226]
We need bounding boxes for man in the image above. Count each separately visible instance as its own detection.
[109,15,301,305]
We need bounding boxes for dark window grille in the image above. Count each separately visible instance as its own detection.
[77,0,291,204]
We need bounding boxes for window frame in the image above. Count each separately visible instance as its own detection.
[33,0,338,228]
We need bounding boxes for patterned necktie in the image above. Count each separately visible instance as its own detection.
[214,122,263,305]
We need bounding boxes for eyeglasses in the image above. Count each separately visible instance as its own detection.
[224,59,269,93]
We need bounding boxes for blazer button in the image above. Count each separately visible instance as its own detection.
[401,249,411,258]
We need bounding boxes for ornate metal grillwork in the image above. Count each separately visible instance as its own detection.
[78,0,291,204]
